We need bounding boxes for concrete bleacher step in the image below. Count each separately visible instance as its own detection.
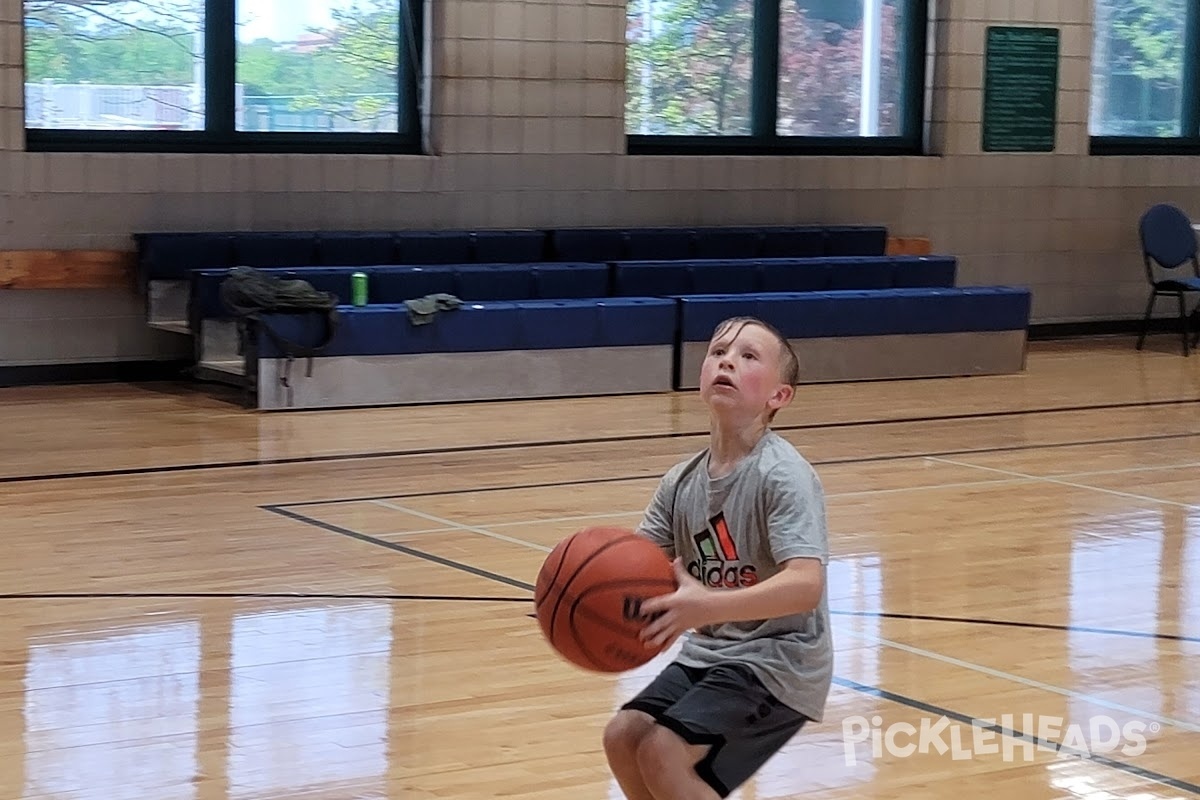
[193,359,249,392]
[184,318,249,387]
[197,359,246,377]
[149,320,190,335]
[147,280,190,329]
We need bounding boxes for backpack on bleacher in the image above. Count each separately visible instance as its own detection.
[219,266,340,389]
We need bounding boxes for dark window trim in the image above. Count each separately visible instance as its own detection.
[26,130,423,154]
[627,135,923,156]
[1090,136,1200,156]
[1089,0,1200,155]
[625,0,930,156]
[24,0,424,154]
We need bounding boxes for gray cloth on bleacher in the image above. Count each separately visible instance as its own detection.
[404,293,463,326]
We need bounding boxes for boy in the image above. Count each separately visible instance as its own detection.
[602,316,832,800]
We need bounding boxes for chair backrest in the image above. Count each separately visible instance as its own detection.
[1139,203,1197,270]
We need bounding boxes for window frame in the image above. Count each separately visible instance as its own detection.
[23,0,424,154]
[625,0,930,156]
[1089,0,1200,155]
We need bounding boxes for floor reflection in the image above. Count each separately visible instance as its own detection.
[228,603,392,798]
[22,602,394,800]
[24,620,201,800]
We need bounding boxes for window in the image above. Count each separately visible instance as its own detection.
[1089,0,1197,153]
[625,0,928,154]
[24,0,422,152]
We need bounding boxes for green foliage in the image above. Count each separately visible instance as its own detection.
[300,1,399,124]
[25,1,198,84]
[626,0,753,135]
[24,0,402,127]
[1107,0,1187,82]
[626,0,906,136]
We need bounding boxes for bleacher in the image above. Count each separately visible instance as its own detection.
[134,225,1032,410]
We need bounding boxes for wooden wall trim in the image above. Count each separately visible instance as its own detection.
[886,236,933,256]
[0,251,136,290]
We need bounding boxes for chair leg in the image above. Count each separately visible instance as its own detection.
[1190,296,1200,348]
[1137,292,1157,350]
[1179,293,1190,356]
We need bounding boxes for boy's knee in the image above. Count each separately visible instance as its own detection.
[603,709,655,757]
[635,723,709,774]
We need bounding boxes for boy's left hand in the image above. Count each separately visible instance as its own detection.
[638,558,718,650]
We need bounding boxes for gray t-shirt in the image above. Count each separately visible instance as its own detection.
[637,430,833,722]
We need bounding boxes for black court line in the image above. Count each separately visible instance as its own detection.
[276,501,1200,795]
[265,505,536,592]
[270,429,1200,509]
[833,610,1200,644]
[0,592,530,602]
[4,397,1198,485]
[835,675,1200,796]
[269,502,1200,794]
[275,473,661,508]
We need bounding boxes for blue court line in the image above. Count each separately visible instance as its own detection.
[834,676,1200,795]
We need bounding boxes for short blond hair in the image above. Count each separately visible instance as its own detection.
[710,316,799,385]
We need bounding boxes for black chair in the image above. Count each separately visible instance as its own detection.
[1136,203,1200,355]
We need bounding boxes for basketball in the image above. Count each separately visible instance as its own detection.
[534,526,677,672]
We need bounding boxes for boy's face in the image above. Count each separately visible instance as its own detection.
[699,322,794,420]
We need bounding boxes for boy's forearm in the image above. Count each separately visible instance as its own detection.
[703,565,822,624]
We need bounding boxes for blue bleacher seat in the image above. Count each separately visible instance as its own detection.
[517,300,602,349]
[137,224,901,285]
[532,263,610,298]
[760,227,825,259]
[435,302,521,351]
[889,256,957,288]
[625,228,693,260]
[136,233,234,284]
[687,260,765,294]
[760,259,832,292]
[473,230,547,263]
[396,232,473,264]
[233,233,319,267]
[611,261,692,296]
[598,298,678,347]
[550,229,627,262]
[823,257,894,289]
[316,232,397,266]
[677,287,1031,343]
[188,253,962,336]
[454,264,538,301]
[370,266,458,302]
[256,296,680,360]
[824,225,887,256]
[692,228,763,259]
[678,296,764,342]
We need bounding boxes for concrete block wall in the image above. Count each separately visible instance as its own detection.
[1,0,1197,365]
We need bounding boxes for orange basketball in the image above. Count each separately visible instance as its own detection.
[534,526,677,672]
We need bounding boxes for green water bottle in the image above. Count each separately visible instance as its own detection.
[351,271,369,306]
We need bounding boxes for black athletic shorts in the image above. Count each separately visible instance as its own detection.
[620,661,809,798]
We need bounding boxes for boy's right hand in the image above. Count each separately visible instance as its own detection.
[638,559,719,650]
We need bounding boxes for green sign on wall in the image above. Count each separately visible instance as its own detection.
[982,26,1060,152]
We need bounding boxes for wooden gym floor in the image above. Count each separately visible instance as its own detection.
[0,335,1198,800]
